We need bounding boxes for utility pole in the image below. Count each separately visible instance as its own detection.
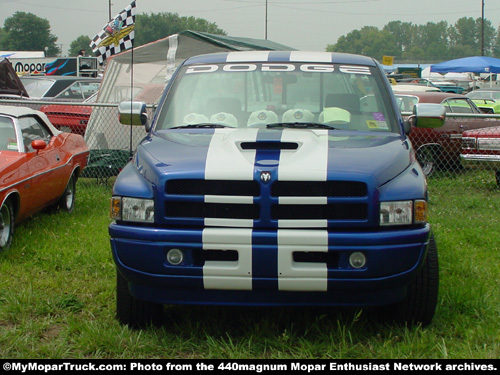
[265,0,268,40]
[481,0,484,56]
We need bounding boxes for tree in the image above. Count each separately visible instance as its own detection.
[1,12,60,56]
[449,17,496,57]
[69,35,92,57]
[134,12,226,47]
[383,21,418,55]
[326,17,500,61]
[326,26,399,61]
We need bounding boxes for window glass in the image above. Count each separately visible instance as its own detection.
[57,82,84,99]
[442,98,474,113]
[0,116,18,151]
[20,78,54,98]
[18,116,51,152]
[156,62,398,133]
[394,95,419,113]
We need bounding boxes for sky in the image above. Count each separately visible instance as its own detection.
[1,0,499,56]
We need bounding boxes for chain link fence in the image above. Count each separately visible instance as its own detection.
[1,98,500,188]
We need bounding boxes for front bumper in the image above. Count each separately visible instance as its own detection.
[110,223,431,307]
[461,153,500,170]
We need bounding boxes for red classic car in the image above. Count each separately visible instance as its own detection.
[461,126,500,186]
[39,92,96,135]
[395,91,500,175]
[0,105,89,250]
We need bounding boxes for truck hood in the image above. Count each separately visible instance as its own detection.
[137,128,411,187]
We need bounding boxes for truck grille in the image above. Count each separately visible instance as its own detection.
[164,179,369,226]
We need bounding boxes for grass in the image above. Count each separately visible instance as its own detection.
[0,173,499,359]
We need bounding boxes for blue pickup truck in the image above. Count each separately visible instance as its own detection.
[109,51,445,328]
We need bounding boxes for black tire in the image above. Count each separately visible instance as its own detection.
[58,174,76,213]
[384,233,439,326]
[416,146,437,176]
[0,200,14,251]
[116,269,163,328]
[495,170,500,188]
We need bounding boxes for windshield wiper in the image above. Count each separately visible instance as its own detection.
[266,122,337,130]
[171,123,230,129]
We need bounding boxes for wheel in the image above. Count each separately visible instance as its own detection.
[386,233,439,326]
[58,174,76,213]
[495,170,500,188]
[416,146,437,176]
[0,200,14,251]
[116,269,163,328]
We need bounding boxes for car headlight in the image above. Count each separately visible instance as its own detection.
[380,200,427,226]
[477,138,500,151]
[461,137,477,150]
[110,196,154,223]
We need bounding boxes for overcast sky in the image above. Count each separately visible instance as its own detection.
[1,0,499,55]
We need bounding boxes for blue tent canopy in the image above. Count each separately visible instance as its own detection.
[430,56,500,74]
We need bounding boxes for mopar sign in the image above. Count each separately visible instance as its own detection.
[9,58,55,74]
[14,61,47,74]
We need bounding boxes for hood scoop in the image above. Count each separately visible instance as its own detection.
[240,141,299,150]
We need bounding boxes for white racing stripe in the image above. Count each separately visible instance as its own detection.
[202,228,253,290]
[226,51,271,62]
[205,128,258,180]
[278,129,329,181]
[277,229,328,291]
[290,51,332,62]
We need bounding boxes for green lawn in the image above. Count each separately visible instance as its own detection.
[0,173,499,359]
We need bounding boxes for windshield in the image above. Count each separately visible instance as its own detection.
[467,91,500,100]
[155,62,398,132]
[20,78,55,98]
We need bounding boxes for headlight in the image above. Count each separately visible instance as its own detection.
[477,138,500,151]
[380,200,427,226]
[110,196,154,223]
[461,137,477,150]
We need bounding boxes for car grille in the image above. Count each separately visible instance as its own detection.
[164,179,369,227]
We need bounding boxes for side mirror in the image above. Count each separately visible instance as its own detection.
[409,103,446,129]
[118,101,149,131]
[31,139,47,152]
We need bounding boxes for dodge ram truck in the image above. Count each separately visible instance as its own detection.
[109,51,445,328]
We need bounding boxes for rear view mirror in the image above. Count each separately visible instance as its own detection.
[409,103,446,129]
[119,101,149,131]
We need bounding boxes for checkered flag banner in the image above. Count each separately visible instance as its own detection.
[90,1,137,64]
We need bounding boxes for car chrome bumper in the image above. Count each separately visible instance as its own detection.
[460,154,500,169]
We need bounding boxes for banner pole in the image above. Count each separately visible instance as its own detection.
[129,44,134,159]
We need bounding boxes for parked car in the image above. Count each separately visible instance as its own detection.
[19,76,100,101]
[0,105,89,251]
[110,50,445,328]
[392,84,441,93]
[466,88,500,114]
[395,91,500,175]
[398,78,464,94]
[39,92,97,136]
[461,125,500,186]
